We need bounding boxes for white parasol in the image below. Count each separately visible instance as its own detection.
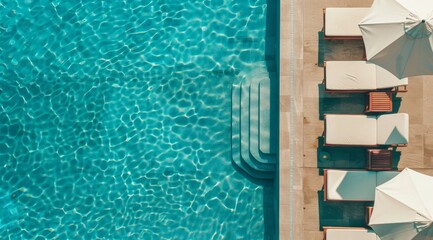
[359,0,433,78]
[369,168,433,240]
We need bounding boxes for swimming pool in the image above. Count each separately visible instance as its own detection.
[0,0,276,239]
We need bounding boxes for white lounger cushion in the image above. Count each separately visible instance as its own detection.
[325,61,408,90]
[325,228,379,240]
[325,115,377,145]
[325,170,399,201]
[325,8,370,36]
[325,113,409,145]
[326,61,376,90]
[376,113,409,145]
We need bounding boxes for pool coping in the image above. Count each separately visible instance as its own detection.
[279,0,304,239]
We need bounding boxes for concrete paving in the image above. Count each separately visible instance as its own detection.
[280,0,433,239]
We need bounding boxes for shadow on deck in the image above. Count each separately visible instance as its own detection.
[317,190,372,230]
[316,136,401,174]
[318,84,402,120]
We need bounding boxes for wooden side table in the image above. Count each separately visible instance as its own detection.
[365,92,393,113]
[366,149,393,170]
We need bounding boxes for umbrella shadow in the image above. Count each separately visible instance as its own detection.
[317,190,371,230]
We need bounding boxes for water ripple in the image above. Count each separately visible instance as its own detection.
[0,0,270,239]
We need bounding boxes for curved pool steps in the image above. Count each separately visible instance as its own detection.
[232,84,274,179]
[231,75,277,179]
[240,82,275,171]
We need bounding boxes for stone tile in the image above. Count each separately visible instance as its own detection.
[280,39,304,61]
[423,95,433,124]
[303,4,324,30]
[280,59,305,98]
[280,149,303,169]
[281,76,290,95]
[303,231,323,240]
[325,0,347,7]
[281,23,291,40]
[281,95,291,112]
[302,168,322,201]
[422,79,433,125]
[280,112,290,133]
[303,206,320,231]
[280,1,291,22]
[303,41,321,75]
[347,0,373,7]
[280,165,303,186]
[279,229,290,240]
[281,130,291,151]
[303,93,321,170]
[303,142,319,168]
[303,120,322,136]
[303,97,320,123]
[303,80,320,98]
[302,169,321,233]
[304,27,322,43]
[423,134,433,168]
[281,56,291,77]
[399,125,424,169]
[399,96,423,124]
[279,204,292,225]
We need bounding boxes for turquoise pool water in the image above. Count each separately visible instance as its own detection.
[0,0,274,239]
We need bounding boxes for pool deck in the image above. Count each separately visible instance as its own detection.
[279,0,433,239]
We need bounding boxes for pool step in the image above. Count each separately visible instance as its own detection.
[232,84,274,179]
[231,67,277,179]
[240,82,275,172]
[249,78,277,165]
[260,73,278,154]
[232,85,274,179]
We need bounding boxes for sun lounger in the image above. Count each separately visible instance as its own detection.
[324,169,399,201]
[323,8,370,40]
[324,113,409,146]
[323,227,380,240]
[324,61,408,92]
